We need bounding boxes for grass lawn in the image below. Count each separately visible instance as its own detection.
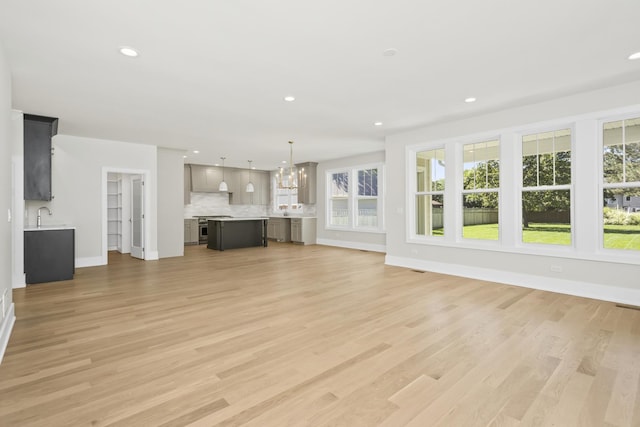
[458,222,640,250]
[603,224,640,250]
[522,223,571,245]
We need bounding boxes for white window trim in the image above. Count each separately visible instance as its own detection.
[598,112,640,256]
[325,163,385,233]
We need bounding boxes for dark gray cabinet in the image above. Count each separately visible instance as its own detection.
[24,229,75,284]
[24,114,58,201]
[207,219,267,251]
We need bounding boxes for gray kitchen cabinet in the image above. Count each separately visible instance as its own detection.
[24,114,59,201]
[184,164,191,204]
[24,228,75,284]
[184,218,198,245]
[295,162,317,205]
[230,170,270,205]
[267,217,291,242]
[190,164,224,192]
[257,171,271,205]
[291,217,316,245]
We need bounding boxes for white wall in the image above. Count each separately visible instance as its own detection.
[28,134,158,266]
[316,151,386,252]
[0,40,16,364]
[385,80,640,305]
[157,147,184,258]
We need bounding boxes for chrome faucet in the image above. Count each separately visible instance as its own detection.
[37,206,52,228]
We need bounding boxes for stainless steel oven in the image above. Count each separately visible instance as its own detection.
[196,216,232,244]
[198,220,208,244]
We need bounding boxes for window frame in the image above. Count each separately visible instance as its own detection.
[460,138,501,242]
[518,126,575,249]
[325,163,385,233]
[599,113,640,253]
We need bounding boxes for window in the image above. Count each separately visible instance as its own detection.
[602,117,640,251]
[521,129,572,245]
[327,165,383,231]
[356,168,378,227]
[462,139,500,240]
[415,148,445,236]
[272,175,300,213]
[329,171,349,226]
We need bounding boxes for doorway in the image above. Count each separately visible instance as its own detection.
[102,168,150,264]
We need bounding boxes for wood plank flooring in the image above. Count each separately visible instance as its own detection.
[1,243,639,426]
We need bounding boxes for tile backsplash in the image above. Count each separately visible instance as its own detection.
[184,192,315,218]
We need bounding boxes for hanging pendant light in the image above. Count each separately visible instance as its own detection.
[218,156,228,192]
[246,160,255,193]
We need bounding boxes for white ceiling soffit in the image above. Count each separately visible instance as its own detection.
[1,0,640,169]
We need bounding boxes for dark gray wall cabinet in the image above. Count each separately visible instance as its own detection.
[24,114,59,200]
[24,229,75,284]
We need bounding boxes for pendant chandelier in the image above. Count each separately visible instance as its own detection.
[277,141,306,190]
[218,156,228,192]
[246,160,255,193]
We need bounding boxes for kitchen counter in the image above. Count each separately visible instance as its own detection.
[207,218,268,251]
[212,217,269,221]
[25,224,76,231]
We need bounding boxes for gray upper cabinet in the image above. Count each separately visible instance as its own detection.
[24,114,58,201]
[190,164,223,192]
[230,170,270,205]
[189,164,270,203]
[184,164,191,204]
[295,162,317,205]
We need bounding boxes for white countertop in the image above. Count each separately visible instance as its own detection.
[269,216,317,219]
[24,225,76,231]
[207,217,268,222]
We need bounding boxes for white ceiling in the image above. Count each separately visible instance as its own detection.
[1,0,640,170]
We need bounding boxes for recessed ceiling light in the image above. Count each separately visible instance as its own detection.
[383,48,398,57]
[193,150,200,154]
[465,97,477,103]
[119,46,139,57]
[284,96,295,102]
[629,51,640,60]
[183,155,187,159]
[374,122,383,126]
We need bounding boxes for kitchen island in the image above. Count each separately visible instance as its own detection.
[207,217,268,251]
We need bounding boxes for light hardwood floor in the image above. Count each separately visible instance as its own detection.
[1,243,639,426]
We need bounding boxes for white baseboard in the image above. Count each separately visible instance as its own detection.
[0,303,15,365]
[13,273,25,289]
[76,256,105,268]
[145,251,159,261]
[385,255,640,306]
[316,238,386,253]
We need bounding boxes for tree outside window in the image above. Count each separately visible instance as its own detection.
[521,129,572,245]
[462,139,500,240]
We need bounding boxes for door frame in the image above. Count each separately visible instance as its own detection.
[130,175,144,259]
[101,167,152,265]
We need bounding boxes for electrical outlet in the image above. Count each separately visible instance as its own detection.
[550,265,563,273]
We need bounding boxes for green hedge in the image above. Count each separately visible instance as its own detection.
[603,207,640,226]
